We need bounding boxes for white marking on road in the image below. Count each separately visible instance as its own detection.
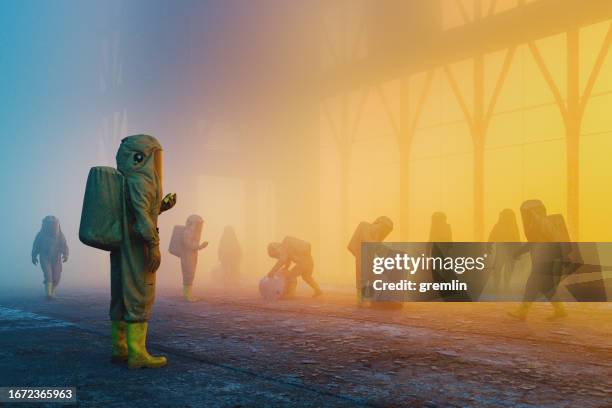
[0,306,75,332]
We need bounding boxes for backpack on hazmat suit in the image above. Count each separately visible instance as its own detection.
[79,166,125,251]
[547,213,583,275]
[168,225,185,257]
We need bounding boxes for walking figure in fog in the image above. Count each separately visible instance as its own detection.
[32,215,68,299]
[347,216,394,306]
[508,200,567,321]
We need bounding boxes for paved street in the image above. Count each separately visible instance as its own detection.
[0,288,610,407]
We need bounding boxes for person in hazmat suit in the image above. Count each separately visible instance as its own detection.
[487,209,521,291]
[179,215,208,302]
[508,200,567,321]
[110,134,176,369]
[347,216,394,306]
[31,215,69,299]
[428,212,476,301]
[218,225,241,282]
[426,212,453,293]
[267,236,322,298]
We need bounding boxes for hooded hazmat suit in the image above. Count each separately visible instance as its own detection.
[178,215,208,302]
[108,134,173,369]
[508,200,567,320]
[267,236,321,298]
[487,209,520,290]
[347,216,393,302]
[110,134,163,322]
[180,215,206,286]
[32,215,68,296]
[516,200,563,302]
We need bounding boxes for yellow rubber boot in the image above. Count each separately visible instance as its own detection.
[183,285,199,302]
[546,302,568,321]
[126,322,167,369]
[45,283,54,300]
[111,321,128,363]
[507,302,531,321]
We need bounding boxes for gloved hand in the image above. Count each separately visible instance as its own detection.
[62,255,68,263]
[32,256,38,266]
[198,241,209,250]
[148,243,161,273]
[159,193,177,214]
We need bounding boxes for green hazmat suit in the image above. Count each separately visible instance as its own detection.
[110,134,164,322]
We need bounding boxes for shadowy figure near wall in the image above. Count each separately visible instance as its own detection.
[218,225,241,282]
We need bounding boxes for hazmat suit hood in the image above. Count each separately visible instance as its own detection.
[116,134,163,245]
[372,216,393,241]
[116,134,163,194]
[185,214,204,240]
[186,214,203,227]
[498,209,517,226]
[41,215,60,237]
[268,242,282,258]
[520,200,547,242]
[429,212,452,242]
[493,209,520,242]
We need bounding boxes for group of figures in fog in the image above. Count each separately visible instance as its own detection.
[352,202,573,320]
[30,133,577,371]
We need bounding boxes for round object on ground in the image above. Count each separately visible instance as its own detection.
[259,275,285,302]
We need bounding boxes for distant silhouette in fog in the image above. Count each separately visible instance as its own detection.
[508,200,567,321]
[218,225,242,281]
[428,212,452,242]
[488,209,521,291]
[169,215,208,302]
[31,215,68,299]
[427,212,471,301]
[347,216,394,306]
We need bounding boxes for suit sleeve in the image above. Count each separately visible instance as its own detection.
[60,232,69,258]
[126,177,159,245]
[32,232,41,259]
